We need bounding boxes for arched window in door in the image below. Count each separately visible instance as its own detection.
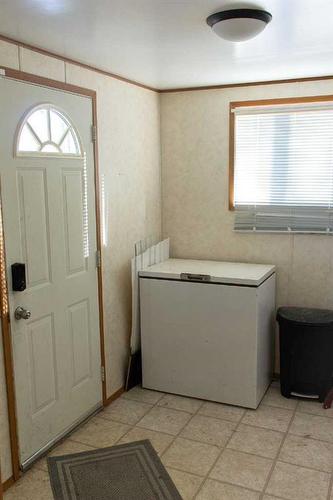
[16,104,82,157]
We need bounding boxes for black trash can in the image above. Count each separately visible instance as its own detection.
[276,307,333,401]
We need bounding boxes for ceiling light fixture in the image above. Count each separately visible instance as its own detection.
[206,8,272,42]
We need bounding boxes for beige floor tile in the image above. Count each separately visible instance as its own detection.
[122,385,164,404]
[4,468,52,500]
[100,397,152,425]
[279,434,333,472]
[289,412,333,443]
[180,414,236,447]
[161,437,220,476]
[262,387,298,410]
[266,461,330,500]
[70,415,130,448]
[166,468,203,500]
[34,438,95,472]
[263,496,285,500]
[137,406,192,435]
[298,399,333,418]
[157,393,203,413]
[241,405,293,432]
[117,427,174,455]
[210,449,272,492]
[199,401,245,422]
[196,479,260,500]
[227,424,284,459]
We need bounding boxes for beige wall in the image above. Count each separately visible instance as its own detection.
[0,40,161,481]
[161,80,333,370]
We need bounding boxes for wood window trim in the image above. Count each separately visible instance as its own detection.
[0,66,110,485]
[228,94,333,211]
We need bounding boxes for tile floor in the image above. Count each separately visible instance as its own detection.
[4,382,333,500]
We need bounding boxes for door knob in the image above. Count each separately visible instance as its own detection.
[14,306,31,320]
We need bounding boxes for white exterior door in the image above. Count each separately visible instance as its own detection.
[0,78,102,466]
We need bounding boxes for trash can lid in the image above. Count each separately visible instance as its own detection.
[277,307,333,326]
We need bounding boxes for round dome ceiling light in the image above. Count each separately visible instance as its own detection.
[206,8,272,42]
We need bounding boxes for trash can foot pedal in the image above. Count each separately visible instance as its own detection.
[323,388,333,409]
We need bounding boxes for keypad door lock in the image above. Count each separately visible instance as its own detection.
[11,263,26,291]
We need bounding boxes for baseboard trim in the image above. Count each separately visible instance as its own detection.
[104,387,124,407]
[3,475,15,492]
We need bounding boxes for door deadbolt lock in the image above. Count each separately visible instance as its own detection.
[14,306,31,320]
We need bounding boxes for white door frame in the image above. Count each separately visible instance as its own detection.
[0,66,107,482]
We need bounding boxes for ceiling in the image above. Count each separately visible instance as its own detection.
[1,0,333,90]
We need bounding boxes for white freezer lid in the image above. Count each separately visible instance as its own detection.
[139,259,275,286]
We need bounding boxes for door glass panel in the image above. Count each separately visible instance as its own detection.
[50,110,68,144]
[61,129,78,155]
[41,143,60,153]
[17,105,82,157]
[18,125,40,152]
[27,108,49,143]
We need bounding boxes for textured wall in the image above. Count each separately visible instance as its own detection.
[161,80,333,371]
[0,39,161,482]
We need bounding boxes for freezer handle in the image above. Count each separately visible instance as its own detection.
[180,273,211,282]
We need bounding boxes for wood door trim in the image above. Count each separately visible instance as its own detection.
[0,186,21,481]
[2,476,14,492]
[104,386,124,406]
[91,92,108,406]
[1,67,96,98]
[0,66,108,485]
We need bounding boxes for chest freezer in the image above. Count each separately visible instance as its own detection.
[139,259,276,409]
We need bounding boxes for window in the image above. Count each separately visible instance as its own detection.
[17,104,82,157]
[230,97,333,233]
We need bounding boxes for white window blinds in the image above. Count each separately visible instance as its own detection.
[233,101,333,233]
